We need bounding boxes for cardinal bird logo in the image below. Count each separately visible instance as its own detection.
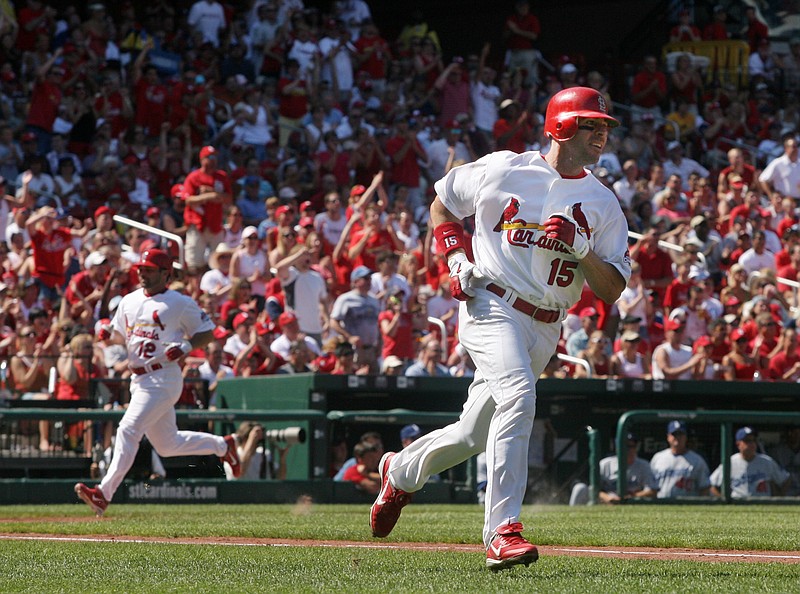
[152,310,166,331]
[494,197,520,232]
[571,202,592,240]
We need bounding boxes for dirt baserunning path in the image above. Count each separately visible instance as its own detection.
[2,531,799,564]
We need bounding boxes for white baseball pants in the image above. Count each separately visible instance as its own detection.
[99,368,227,501]
[389,287,560,546]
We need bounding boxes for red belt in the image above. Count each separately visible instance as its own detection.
[486,283,561,324]
[129,363,163,375]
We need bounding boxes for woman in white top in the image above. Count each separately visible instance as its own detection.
[54,157,86,209]
[612,330,651,379]
[236,88,272,161]
[230,226,271,311]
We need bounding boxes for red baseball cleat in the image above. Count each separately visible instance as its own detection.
[74,483,108,517]
[485,522,539,571]
[221,434,241,478]
[370,452,413,537]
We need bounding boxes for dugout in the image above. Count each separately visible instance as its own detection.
[215,375,800,501]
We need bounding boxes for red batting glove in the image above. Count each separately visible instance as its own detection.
[165,339,193,361]
[544,214,589,259]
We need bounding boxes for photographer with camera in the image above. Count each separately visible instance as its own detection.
[224,422,304,480]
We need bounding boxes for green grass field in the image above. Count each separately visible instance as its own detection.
[1,504,799,593]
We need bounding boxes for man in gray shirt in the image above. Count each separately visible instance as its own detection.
[330,265,381,373]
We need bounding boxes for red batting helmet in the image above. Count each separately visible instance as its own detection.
[544,87,619,141]
[136,248,173,270]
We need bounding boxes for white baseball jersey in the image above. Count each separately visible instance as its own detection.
[111,288,215,371]
[434,151,631,310]
[710,453,790,498]
[650,448,711,498]
[599,455,659,497]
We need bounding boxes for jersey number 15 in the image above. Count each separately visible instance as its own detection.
[547,258,577,287]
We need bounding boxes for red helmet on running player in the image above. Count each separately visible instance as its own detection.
[544,87,620,141]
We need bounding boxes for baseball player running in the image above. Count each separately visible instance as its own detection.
[370,87,631,570]
[75,249,240,516]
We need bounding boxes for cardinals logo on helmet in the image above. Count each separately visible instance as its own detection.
[494,197,520,232]
[570,202,593,240]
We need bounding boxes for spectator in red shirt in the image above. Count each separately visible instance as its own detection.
[434,60,471,129]
[744,6,769,53]
[703,5,729,40]
[182,145,232,274]
[493,99,533,154]
[379,287,415,363]
[63,251,111,327]
[342,440,382,494]
[630,55,667,119]
[385,114,427,213]
[16,1,56,53]
[778,242,800,292]
[669,9,701,42]
[631,228,674,302]
[277,59,310,147]
[354,20,391,95]
[25,205,83,307]
[132,41,168,138]
[768,325,800,381]
[504,0,541,85]
[348,203,402,270]
[25,49,64,155]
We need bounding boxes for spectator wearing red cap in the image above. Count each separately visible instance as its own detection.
[223,311,254,359]
[768,325,800,382]
[274,242,330,345]
[270,310,321,360]
[652,318,700,380]
[721,327,758,381]
[566,306,600,357]
[182,145,232,273]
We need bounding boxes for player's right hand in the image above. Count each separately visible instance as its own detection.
[447,252,477,301]
[544,213,590,260]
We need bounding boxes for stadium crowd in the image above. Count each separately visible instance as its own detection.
[0,0,800,421]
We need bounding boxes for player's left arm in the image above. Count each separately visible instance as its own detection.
[580,251,626,304]
[189,329,216,351]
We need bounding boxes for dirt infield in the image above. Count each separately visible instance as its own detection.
[2,531,799,564]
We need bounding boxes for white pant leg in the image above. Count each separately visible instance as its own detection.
[145,404,226,458]
[390,370,494,492]
[458,289,559,546]
[99,371,225,501]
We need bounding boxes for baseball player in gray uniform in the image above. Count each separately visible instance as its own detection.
[710,426,790,498]
[370,87,631,570]
[75,249,241,516]
[650,420,711,498]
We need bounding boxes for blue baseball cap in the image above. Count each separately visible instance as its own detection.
[736,426,757,441]
[667,420,687,435]
[400,424,421,442]
[350,266,372,283]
